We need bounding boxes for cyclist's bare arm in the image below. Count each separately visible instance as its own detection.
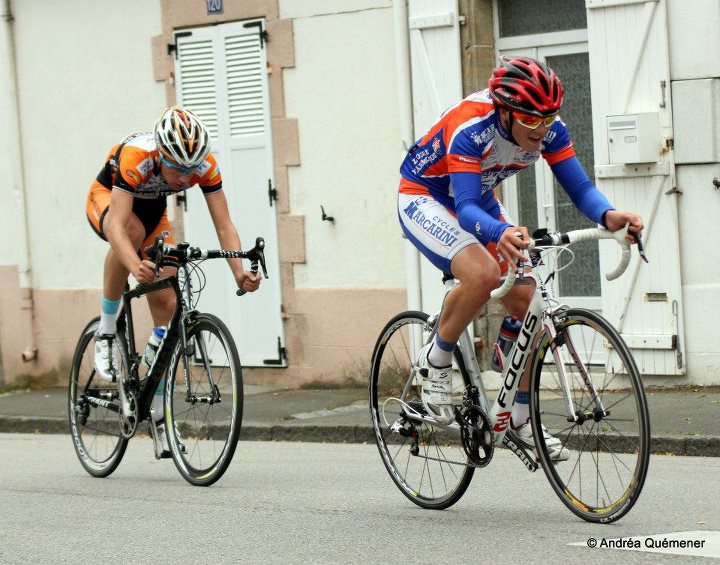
[105,189,155,283]
[204,190,261,293]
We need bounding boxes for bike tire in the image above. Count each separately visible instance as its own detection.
[68,317,129,477]
[530,308,650,523]
[165,313,243,486]
[369,311,475,510]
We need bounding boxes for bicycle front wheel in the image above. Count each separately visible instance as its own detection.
[68,317,129,477]
[165,313,243,486]
[370,311,474,510]
[530,308,650,523]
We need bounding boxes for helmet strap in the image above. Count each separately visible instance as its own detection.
[496,105,519,146]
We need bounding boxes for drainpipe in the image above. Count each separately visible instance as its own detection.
[393,0,422,311]
[2,0,37,362]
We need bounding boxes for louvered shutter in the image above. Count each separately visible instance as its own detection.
[176,37,218,138]
[225,34,264,137]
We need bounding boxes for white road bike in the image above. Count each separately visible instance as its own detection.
[370,225,650,523]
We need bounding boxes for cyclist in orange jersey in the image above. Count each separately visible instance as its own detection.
[86,105,261,453]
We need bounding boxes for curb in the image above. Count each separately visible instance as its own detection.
[1,416,718,457]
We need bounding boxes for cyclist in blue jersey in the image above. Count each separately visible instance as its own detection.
[397,56,643,459]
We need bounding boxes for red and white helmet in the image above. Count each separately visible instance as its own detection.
[489,56,563,118]
[154,105,210,168]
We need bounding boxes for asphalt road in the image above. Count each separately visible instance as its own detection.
[1,434,718,564]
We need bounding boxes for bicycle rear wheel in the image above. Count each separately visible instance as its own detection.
[530,308,650,523]
[370,311,475,510]
[68,317,128,477]
[165,313,243,486]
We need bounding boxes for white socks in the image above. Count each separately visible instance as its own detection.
[428,343,452,368]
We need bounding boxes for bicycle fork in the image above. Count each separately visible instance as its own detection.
[545,317,608,423]
[178,315,221,406]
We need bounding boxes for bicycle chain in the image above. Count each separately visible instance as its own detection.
[413,452,487,469]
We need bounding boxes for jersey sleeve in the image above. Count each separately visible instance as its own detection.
[114,146,154,194]
[452,171,512,244]
[550,156,614,226]
[541,121,576,165]
[445,126,485,175]
[195,154,223,195]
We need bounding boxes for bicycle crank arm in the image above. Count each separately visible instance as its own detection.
[502,432,538,472]
[402,410,457,429]
[83,394,121,414]
[149,410,165,460]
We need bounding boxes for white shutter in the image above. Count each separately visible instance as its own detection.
[224,34,264,137]
[177,38,218,138]
[587,0,685,375]
[408,0,463,317]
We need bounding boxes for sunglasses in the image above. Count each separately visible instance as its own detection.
[159,155,197,175]
[513,111,558,130]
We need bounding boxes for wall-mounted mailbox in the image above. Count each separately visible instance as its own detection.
[607,112,660,164]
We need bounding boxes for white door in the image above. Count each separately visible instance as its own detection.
[586,0,685,375]
[174,20,286,367]
[407,0,463,317]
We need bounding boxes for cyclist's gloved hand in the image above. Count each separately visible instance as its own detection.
[236,270,262,293]
[132,259,157,284]
[497,226,530,272]
[603,210,644,243]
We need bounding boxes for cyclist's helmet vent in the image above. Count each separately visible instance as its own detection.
[489,56,563,118]
[154,105,211,169]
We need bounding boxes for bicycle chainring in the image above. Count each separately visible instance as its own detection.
[118,388,138,439]
[458,405,494,467]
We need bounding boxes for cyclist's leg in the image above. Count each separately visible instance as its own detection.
[136,213,179,441]
[87,183,148,301]
[398,193,497,343]
[442,245,501,341]
[141,213,177,327]
[87,183,146,380]
[398,193,497,422]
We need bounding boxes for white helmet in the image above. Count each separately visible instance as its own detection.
[154,105,210,168]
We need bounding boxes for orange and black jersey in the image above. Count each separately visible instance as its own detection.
[96,132,222,198]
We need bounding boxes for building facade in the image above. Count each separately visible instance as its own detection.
[0,0,718,387]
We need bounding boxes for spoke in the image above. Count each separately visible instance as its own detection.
[600,391,635,413]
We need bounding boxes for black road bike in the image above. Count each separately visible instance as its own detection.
[69,236,268,486]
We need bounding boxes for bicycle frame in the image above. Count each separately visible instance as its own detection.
[116,269,193,424]
[408,267,609,471]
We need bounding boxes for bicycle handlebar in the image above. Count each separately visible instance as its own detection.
[489,224,637,299]
[144,236,268,297]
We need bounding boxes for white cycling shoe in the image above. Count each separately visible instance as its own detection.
[94,333,122,382]
[513,421,570,462]
[416,343,455,425]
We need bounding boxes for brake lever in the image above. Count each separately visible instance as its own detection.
[255,238,268,279]
[629,230,649,263]
[153,235,165,277]
[236,237,267,297]
[513,231,531,285]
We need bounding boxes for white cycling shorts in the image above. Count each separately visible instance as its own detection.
[397,192,518,275]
